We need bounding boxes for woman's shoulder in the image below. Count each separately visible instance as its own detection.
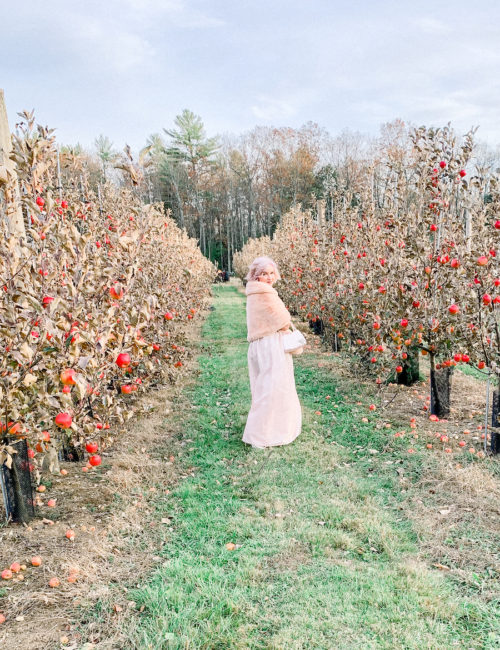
[245,281,276,297]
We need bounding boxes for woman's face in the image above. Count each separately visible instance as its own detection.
[257,264,276,285]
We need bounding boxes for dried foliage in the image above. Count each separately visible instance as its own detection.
[0,111,214,480]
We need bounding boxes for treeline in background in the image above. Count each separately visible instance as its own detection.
[57,111,500,271]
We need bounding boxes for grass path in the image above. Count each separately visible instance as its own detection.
[128,285,498,649]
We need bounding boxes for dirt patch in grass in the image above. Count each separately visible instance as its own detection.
[0,330,204,649]
[264,539,312,573]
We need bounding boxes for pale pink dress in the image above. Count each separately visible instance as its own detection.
[242,331,302,448]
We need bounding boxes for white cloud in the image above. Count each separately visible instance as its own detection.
[2,0,500,149]
[414,17,452,35]
[71,16,155,72]
[116,0,225,27]
[251,96,297,122]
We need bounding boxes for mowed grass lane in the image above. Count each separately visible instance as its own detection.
[129,284,498,649]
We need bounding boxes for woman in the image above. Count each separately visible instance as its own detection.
[242,256,302,448]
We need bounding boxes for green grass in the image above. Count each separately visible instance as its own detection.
[457,363,490,383]
[128,285,499,650]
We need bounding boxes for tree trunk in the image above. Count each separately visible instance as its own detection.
[430,356,453,418]
[329,330,341,352]
[397,348,420,386]
[491,388,500,455]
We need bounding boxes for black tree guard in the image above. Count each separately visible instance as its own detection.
[1,438,35,523]
[430,361,453,418]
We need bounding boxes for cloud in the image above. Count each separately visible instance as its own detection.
[3,0,500,150]
[414,17,453,35]
[117,0,225,28]
[73,16,155,73]
[251,96,297,122]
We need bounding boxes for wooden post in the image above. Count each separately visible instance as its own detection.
[317,198,325,227]
[0,89,25,237]
[492,389,500,455]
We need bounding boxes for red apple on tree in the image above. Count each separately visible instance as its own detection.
[60,368,76,386]
[55,412,72,428]
[116,353,131,368]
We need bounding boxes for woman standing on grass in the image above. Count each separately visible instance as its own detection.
[242,256,302,448]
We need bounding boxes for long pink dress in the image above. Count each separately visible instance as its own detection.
[242,330,302,448]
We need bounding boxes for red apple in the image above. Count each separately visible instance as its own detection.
[109,285,124,300]
[55,412,72,428]
[60,368,76,386]
[116,353,130,368]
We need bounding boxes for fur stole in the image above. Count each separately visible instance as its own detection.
[245,280,291,342]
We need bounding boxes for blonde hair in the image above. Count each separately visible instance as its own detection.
[245,256,281,282]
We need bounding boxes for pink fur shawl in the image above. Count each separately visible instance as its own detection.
[245,280,291,342]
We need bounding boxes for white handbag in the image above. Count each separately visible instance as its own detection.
[282,323,306,354]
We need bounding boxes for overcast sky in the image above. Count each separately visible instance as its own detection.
[2,0,500,152]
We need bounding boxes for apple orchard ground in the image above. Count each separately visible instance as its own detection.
[0,282,499,649]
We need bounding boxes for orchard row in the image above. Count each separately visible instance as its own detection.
[1,113,215,485]
[235,125,499,425]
